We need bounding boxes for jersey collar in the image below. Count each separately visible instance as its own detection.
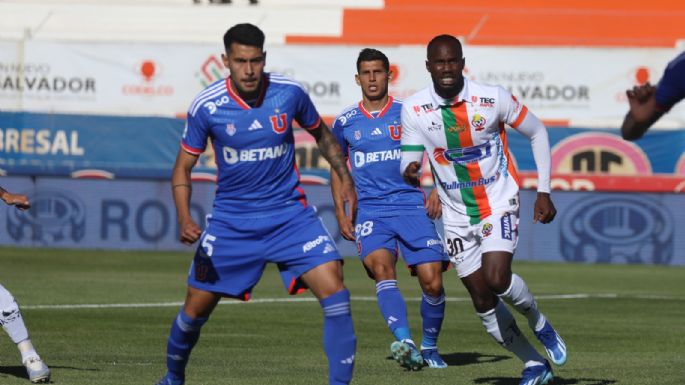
[429,77,471,108]
[358,96,394,119]
[226,73,270,110]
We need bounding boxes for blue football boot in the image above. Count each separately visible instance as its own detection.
[420,347,447,368]
[390,340,423,371]
[534,320,567,366]
[519,360,553,385]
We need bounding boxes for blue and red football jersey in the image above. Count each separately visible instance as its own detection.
[656,51,685,111]
[182,73,321,216]
[332,97,426,215]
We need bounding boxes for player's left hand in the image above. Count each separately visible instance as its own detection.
[426,188,442,219]
[533,192,556,224]
[2,193,30,210]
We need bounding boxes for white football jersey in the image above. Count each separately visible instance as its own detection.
[401,78,526,226]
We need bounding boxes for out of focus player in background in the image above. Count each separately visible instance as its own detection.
[331,48,449,371]
[155,23,357,385]
[622,51,685,140]
[0,186,51,384]
[400,35,567,385]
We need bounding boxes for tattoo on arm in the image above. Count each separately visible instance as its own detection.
[315,125,350,181]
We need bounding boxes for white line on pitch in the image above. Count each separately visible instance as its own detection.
[19,293,682,310]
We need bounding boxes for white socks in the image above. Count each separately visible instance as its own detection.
[478,300,545,366]
[499,273,546,331]
[1,284,38,362]
[18,339,39,363]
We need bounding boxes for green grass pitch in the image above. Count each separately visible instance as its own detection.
[0,247,683,384]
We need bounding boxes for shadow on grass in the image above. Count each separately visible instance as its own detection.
[385,351,510,367]
[441,352,510,367]
[475,376,618,385]
[0,365,98,381]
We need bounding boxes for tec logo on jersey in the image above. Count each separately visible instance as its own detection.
[472,96,495,108]
[413,103,435,116]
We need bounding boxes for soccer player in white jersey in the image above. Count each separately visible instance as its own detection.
[0,186,51,384]
[400,35,567,385]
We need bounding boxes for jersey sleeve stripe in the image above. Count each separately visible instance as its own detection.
[189,88,228,116]
[181,141,205,155]
[301,116,321,131]
[511,105,529,128]
[401,144,425,151]
[188,82,226,115]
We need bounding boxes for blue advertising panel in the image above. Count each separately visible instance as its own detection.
[0,111,183,178]
[0,176,683,266]
[2,112,684,188]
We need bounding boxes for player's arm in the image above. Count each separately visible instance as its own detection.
[0,186,30,210]
[512,111,556,224]
[308,120,357,227]
[500,87,555,224]
[330,167,355,241]
[171,149,202,245]
[621,83,662,141]
[328,118,355,241]
[400,105,425,187]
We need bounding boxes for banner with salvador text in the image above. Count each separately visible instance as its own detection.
[1,40,685,126]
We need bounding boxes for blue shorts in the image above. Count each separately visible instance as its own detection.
[354,211,447,269]
[188,206,341,300]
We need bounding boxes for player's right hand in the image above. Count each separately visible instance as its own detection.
[426,188,442,219]
[179,219,202,245]
[403,161,421,187]
[626,83,658,122]
[338,177,357,241]
[2,193,30,210]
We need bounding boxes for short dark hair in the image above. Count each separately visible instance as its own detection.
[223,23,265,52]
[427,34,462,58]
[356,48,390,72]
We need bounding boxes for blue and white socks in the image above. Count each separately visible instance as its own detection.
[164,310,208,382]
[420,291,445,350]
[320,289,356,385]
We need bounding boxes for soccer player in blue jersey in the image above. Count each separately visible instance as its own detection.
[622,51,685,140]
[330,48,449,371]
[155,23,357,385]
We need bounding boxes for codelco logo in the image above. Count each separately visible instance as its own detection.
[122,60,174,97]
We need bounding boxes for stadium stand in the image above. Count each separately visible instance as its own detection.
[288,0,685,47]
[0,0,382,43]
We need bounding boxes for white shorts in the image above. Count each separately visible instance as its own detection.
[443,211,519,278]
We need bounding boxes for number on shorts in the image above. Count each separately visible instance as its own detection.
[446,237,464,257]
[201,233,217,257]
[355,221,374,237]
